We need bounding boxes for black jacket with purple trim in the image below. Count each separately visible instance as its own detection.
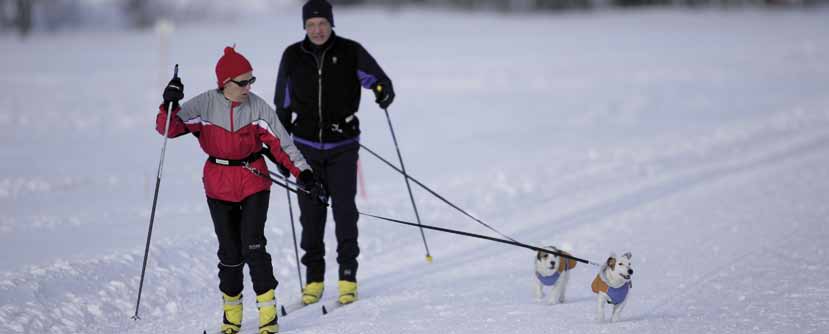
[274,31,392,144]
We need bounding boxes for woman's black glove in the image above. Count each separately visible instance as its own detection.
[163,77,184,109]
[299,170,328,205]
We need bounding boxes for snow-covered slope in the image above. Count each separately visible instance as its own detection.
[1,7,828,334]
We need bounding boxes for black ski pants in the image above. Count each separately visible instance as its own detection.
[208,190,277,296]
[296,141,360,283]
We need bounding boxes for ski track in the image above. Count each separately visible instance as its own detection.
[2,7,829,334]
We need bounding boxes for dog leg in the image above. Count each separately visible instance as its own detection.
[558,273,569,303]
[611,299,627,323]
[547,283,561,305]
[534,281,544,301]
[596,295,607,323]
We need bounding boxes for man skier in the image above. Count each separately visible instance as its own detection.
[273,0,395,306]
[156,46,324,334]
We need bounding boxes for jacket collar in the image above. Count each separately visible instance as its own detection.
[301,30,337,56]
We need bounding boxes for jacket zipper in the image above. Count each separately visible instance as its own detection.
[302,43,330,145]
[229,102,235,132]
[316,49,328,143]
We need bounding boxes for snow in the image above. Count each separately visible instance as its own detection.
[2,6,829,334]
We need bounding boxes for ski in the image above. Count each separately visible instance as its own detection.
[320,299,355,315]
[280,300,307,316]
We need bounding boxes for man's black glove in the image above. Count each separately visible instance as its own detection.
[299,170,328,205]
[372,82,395,109]
[163,77,184,109]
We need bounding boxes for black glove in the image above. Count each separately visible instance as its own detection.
[163,77,184,109]
[299,170,328,205]
[372,82,395,109]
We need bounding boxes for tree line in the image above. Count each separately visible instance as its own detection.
[2,0,825,38]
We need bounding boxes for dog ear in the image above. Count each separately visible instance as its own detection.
[607,256,616,270]
[622,252,632,260]
[536,251,544,261]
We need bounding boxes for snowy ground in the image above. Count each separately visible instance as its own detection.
[2,6,829,334]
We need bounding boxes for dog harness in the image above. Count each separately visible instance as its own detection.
[536,272,561,286]
[591,271,631,305]
[536,251,577,286]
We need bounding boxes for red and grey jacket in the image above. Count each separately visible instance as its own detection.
[156,90,310,202]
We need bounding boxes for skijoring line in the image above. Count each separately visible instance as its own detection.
[245,164,600,267]
[359,143,521,244]
[358,212,600,266]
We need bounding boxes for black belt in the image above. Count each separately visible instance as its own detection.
[207,152,262,166]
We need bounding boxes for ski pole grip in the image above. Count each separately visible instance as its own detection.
[173,64,179,79]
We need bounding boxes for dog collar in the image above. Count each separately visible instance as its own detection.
[536,272,561,286]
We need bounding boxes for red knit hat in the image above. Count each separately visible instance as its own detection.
[215,46,253,88]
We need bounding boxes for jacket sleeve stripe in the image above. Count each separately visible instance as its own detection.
[283,80,291,108]
[357,70,377,89]
[355,42,390,88]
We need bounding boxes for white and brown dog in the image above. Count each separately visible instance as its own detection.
[591,252,634,322]
[534,246,577,304]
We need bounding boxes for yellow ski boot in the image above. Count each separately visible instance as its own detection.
[220,293,243,334]
[301,282,324,305]
[256,289,279,334]
[338,280,358,305]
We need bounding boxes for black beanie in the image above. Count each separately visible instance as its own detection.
[302,0,334,28]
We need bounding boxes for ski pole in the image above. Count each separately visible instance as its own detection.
[259,148,306,293]
[133,64,179,320]
[268,169,301,188]
[359,143,519,244]
[359,211,601,267]
[382,106,432,263]
[283,173,304,293]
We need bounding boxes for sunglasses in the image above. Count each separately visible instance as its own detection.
[229,76,256,87]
